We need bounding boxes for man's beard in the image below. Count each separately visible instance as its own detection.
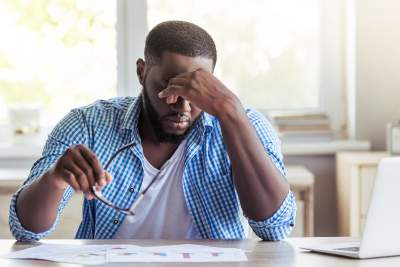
[141,89,192,144]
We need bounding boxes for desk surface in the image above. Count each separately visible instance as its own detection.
[1,237,399,266]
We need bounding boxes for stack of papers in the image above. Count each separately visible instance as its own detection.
[3,243,248,265]
[267,111,334,142]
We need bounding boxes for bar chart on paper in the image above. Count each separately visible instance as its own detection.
[106,244,248,262]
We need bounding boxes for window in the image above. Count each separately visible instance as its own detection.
[0,0,117,125]
[0,0,346,134]
[146,0,321,110]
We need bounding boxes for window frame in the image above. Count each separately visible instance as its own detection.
[116,0,147,97]
[117,0,347,134]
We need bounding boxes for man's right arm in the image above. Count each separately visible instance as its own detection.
[15,145,111,234]
[9,109,109,241]
[15,172,68,235]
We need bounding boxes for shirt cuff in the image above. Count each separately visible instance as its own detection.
[247,190,297,241]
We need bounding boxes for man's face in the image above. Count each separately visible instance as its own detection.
[137,51,214,143]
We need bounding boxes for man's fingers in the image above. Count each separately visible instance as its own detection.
[61,169,81,193]
[105,171,112,184]
[65,164,96,200]
[166,95,178,104]
[168,77,188,86]
[158,85,185,98]
[70,151,96,188]
[76,145,106,186]
[64,164,91,193]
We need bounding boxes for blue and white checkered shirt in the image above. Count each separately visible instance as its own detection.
[9,96,296,241]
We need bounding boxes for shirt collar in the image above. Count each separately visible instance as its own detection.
[196,110,214,130]
[120,95,142,133]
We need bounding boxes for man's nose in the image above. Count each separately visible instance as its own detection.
[171,96,191,113]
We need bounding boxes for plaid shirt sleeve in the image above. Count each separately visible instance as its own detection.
[9,109,88,241]
[244,109,297,241]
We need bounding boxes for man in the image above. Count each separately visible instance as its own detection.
[9,21,296,241]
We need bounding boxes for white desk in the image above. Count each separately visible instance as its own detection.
[1,237,399,266]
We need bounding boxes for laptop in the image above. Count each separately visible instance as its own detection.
[301,157,400,259]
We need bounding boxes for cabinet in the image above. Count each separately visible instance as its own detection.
[336,152,388,236]
[246,165,315,238]
[286,166,314,237]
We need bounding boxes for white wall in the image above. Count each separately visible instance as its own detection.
[352,0,400,150]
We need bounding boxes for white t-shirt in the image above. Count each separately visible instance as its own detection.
[114,140,200,239]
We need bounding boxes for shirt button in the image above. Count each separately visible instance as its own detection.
[113,219,119,224]
[129,187,135,193]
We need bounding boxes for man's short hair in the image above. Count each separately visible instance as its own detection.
[144,20,217,68]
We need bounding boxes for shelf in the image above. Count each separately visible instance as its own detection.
[0,139,371,160]
[282,139,371,156]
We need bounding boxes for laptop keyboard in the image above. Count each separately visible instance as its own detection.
[333,247,360,252]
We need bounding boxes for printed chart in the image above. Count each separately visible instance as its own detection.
[107,244,248,262]
[4,243,247,264]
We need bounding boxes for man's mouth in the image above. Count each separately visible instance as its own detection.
[163,115,190,131]
[163,114,190,123]
[165,118,189,123]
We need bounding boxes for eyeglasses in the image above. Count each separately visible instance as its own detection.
[90,142,168,216]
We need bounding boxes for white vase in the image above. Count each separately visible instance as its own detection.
[8,106,41,145]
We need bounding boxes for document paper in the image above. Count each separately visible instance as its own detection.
[4,243,248,264]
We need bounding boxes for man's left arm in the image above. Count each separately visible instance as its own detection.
[159,69,296,240]
[218,106,296,240]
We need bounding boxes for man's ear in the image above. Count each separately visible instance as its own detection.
[136,58,146,85]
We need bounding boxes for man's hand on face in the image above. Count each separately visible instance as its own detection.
[157,69,241,117]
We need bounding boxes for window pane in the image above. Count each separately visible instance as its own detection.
[147,0,320,110]
[0,0,117,124]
